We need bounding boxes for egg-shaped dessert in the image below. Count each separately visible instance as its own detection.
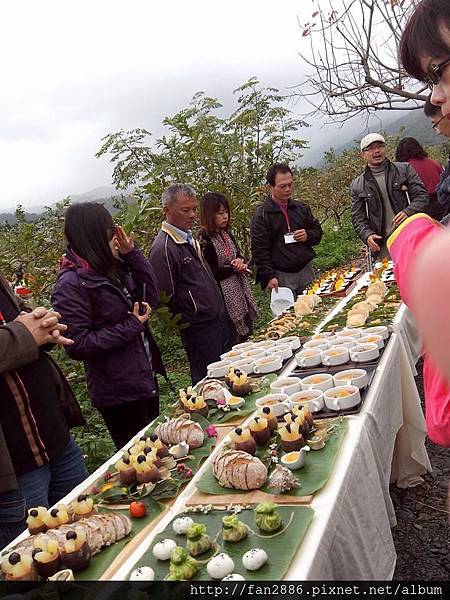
[152,538,177,561]
[26,506,47,535]
[207,553,235,579]
[33,535,62,578]
[61,530,91,572]
[229,427,256,455]
[130,565,155,588]
[242,548,268,571]
[172,516,194,535]
[248,416,271,446]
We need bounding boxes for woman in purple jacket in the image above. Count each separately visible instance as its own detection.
[52,203,165,449]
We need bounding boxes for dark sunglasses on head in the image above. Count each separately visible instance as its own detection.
[425,57,450,89]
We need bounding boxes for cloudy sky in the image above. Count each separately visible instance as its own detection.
[0,0,364,210]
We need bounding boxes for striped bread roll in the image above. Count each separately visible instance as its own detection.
[154,417,204,449]
[212,450,267,490]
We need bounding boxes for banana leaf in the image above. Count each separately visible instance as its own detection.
[127,505,314,581]
[195,418,348,498]
[75,497,163,580]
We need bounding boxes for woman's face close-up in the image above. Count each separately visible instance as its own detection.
[214,206,229,230]
[421,24,450,118]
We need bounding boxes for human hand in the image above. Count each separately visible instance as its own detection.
[132,302,151,323]
[115,225,134,254]
[14,312,74,347]
[231,258,247,272]
[293,229,308,242]
[267,278,279,291]
[367,234,382,252]
[392,211,408,228]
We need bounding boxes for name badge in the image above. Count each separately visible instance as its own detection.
[284,233,296,244]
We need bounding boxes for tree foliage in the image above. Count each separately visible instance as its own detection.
[297,0,426,122]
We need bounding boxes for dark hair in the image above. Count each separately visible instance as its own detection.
[424,93,442,117]
[400,0,450,82]
[395,137,428,162]
[64,202,122,282]
[200,192,230,234]
[266,163,293,186]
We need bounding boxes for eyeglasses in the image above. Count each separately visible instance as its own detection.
[432,114,446,130]
[425,57,450,89]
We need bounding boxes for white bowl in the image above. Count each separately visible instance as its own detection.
[321,347,349,366]
[270,376,302,396]
[300,373,334,392]
[220,350,243,363]
[253,355,283,374]
[358,334,384,349]
[296,348,322,368]
[240,349,266,361]
[253,340,276,350]
[207,360,231,378]
[281,446,310,470]
[330,337,357,349]
[231,358,255,375]
[232,341,255,352]
[362,326,389,340]
[303,339,329,350]
[267,344,292,361]
[276,336,301,350]
[290,389,324,413]
[338,328,362,339]
[312,332,335,341]
[349,343,379,363]
[255,393,290,417]
[324,385,361,410]
[333,369,368,389]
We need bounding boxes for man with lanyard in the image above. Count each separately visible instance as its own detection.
[350,133,429,259]
[149,183,226,384]
[251,163,323,297]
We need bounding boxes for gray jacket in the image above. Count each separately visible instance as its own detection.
[350,160,429,243]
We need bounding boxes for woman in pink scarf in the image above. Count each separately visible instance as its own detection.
[387,213,450,446]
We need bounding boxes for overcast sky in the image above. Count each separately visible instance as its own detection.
[0,0,364,210]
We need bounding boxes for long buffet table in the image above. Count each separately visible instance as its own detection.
[3,273,432,580]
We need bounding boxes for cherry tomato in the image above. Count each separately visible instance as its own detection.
[129,501,147,518]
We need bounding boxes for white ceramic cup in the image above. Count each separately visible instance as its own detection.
[300,372,334,392]
[324,385,361,410]
[253,340,276,350]
[207,360,232,378]
[276,336,301,350]
[350,343,379,363]
[290,389,324,413]
[270,376,302,396]
[253,355,283,374]
[321,347,350,366]
[303,339,329,350]
[296,348,322,368]
[220,350,243,362]
[312,331,335,341]
[232,341,255,352]
[338,328,362,339]
[330,337,357,349]
[255,393,290,417]
[240,349,266,361]
[267,344,293,361]
[362,325,389,340]
[333,368,368,389]
[358,334,384,349]
[231,358,255,375]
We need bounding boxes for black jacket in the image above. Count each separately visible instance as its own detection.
[149,223,225,325]
[250,196,323,289]
[198,230,246,282]
[350,160,429,243]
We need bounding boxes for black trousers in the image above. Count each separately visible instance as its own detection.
[99,392,159,450]
[181,317,227,385]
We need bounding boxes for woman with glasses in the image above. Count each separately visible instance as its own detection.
[395,137,446,221]
[52,203,166,449]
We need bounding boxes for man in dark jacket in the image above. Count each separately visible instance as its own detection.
[149,183,226,384]
[0,274,87,549]
[350,133,429,258]
[251,163,323,297]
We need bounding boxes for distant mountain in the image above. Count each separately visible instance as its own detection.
[0,186,132,224]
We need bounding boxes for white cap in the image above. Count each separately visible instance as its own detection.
[360,133,385,151]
